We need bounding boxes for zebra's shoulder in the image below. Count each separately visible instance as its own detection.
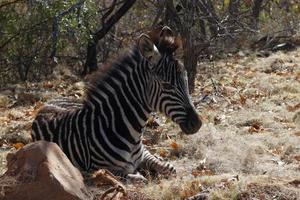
[35,97,83,121]
[45,97,83,109]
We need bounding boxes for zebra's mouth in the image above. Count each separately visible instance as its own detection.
[179,120,201,134]
[179,108,202,134]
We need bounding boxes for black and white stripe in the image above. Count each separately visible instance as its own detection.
[32,28,201,180]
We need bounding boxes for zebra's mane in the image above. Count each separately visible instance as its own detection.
[83,46,141,104]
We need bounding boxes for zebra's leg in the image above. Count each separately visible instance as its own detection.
[139,149,176,176]
[109,169,148,183]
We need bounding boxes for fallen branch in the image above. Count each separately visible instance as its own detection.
[91,169,127,200]
[186,192,209,200]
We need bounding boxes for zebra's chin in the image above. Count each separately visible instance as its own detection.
[178,108,202,134]
[179,122,201,135]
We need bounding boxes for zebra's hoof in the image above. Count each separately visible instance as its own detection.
[161,163,176,175]
[127,173,148,184]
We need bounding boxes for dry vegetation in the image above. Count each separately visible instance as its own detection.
[1,47,300,199]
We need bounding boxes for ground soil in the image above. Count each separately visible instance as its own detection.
[0,49,300,199]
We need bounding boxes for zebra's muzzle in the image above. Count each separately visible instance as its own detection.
[179,107,202,134]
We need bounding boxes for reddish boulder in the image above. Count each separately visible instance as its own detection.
[0,141,92,200]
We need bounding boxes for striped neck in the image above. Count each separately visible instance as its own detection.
[83,47,155,141]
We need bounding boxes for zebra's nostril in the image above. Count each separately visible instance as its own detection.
[188,116,202,130]
[180,107,202,134]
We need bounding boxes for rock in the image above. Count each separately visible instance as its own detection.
[0,141,92,200]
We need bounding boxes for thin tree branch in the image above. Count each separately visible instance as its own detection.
[50,0,85,59]
[0,19,49,50]
[151,0,165,27]
[83,0,136,75]
[94,0,136,41]
[101,0,117,26]
[0,0,23,9]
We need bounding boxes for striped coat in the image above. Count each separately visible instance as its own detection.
[32,26,201,180]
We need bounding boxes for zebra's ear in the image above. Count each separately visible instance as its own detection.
[159,26,175,44]
[174,36,184,59]
[138,34,160,64]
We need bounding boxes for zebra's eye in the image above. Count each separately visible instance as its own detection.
[162,82,174,90]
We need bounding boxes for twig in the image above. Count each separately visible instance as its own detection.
[186,191,209,200]
[0,0,23,9]
[210,78,219,95]
[50,0,85,60]
[0,19,49,50]
[94,0,136,41]
[91,169,127,200]
[101,0,117,26]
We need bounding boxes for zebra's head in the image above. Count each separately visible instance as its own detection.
[138,26,202,135]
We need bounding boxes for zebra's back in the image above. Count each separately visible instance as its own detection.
[31,97,92,170]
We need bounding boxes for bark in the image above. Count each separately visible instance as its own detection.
[198,0,220,37]
[184,38,198,93]
[251,0,264,30]
[228,0,240,33]
[82,0,136,75]
[228,0,240,18]
[199,19,206,39]
[165,0,198,93]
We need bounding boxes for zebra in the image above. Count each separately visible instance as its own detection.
[31,26,202,181]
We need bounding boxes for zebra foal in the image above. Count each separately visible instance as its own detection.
[32,26,202,181]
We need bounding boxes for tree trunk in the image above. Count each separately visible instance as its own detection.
[82,36,98,75]
[251,0,263,30]
[228,0,240,33]
[82,0,136,75]
[164,0,198,92]
[228,0,240,18]
[184,38,198,93]
[198,0,220,37]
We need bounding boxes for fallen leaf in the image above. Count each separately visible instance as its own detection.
[13,142,24,149]
[142,139,151,145]
[30,101,44,116]
[270,146,284,155]
[294,155,300,161]
[231,76,238,87]
[159,148,168,158]
[289,180,300,188]
[170,140,180,149]
[24,123,33,131]
[294,131,300,137]
[295,71,300,79]
[43,81,54,89]
[286,102,300,112]
[239,94,246,105]
[179,180,202,199]
[191,169,214,177]
[248,125,260,133]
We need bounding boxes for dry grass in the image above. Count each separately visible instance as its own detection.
[1,49,300,199]
[141,49,300,199]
